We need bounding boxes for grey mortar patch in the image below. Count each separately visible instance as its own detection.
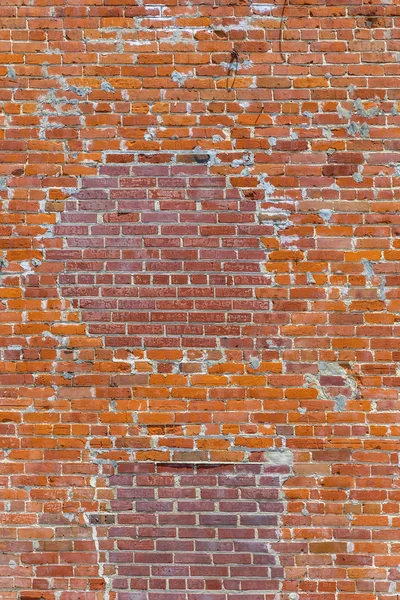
[333,394,347,412]
[101,80,116,93]
[68,85,92,97]
[249,356,261,370]
[305,362,359,412]
[7,66,16,81]
[362,258,374,286]
[346,122,370,138]
[353,98,379,118]
[318,209,333,222]
[337,104,352,120]
[171,70,188,87]
[362,259,387,300]
[378,275,387,301]
[264,448,294,467]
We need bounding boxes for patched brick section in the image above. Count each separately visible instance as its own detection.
[54,163,270,350]
[91,463,288,599]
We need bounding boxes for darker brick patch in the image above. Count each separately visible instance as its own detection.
[52,164,270,351]
[91,463,288,599]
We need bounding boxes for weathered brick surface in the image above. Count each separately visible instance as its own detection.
[2,0,400,598]
[91,463,287,598]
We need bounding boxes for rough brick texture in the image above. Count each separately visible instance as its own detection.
[2,0,400,598]
[92,463,287,598]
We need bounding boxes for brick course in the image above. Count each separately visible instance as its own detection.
[1,0,400,598]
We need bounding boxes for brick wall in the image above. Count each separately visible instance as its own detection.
[94,463,287,598]
[1,0,400,598]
